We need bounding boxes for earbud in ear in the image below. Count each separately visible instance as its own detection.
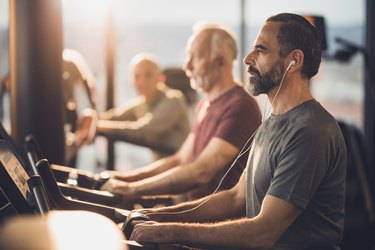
[285,60,296,73]
[286,60,296,72]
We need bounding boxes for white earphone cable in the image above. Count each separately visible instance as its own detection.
[147,60,294,216]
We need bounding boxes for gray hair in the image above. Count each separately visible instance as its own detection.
[191,23,238,62]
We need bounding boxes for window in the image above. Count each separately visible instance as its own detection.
[62,0,365,171]
[62,0,242,171]
[246,0,366,129]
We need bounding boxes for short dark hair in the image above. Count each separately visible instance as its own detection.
[267,13,322,79]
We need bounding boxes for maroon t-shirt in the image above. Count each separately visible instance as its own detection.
[187,85,261,200]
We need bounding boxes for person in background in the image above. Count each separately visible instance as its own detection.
[76,53,191,159]
[99,23,262,202]
[129,13,346,250]
[62,48,98,165]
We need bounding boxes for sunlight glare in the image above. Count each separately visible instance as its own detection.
[48,211,125,250]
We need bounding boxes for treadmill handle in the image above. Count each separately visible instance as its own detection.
[36,158,128,223]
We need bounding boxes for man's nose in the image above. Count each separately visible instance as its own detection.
[184,59,192,71]
[243,51,255,66]
[184,61,192,76]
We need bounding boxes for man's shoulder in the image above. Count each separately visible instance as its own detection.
[300,101,338,128]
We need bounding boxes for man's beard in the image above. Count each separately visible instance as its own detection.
[190,78,205,92]
[189,70,217,93]
[246,60,285,96]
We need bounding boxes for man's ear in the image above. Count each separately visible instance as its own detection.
[213,56,225,68]
[159,73,166,83]
[288,49,304,73]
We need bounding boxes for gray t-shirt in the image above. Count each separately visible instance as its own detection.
[246,100,346,249]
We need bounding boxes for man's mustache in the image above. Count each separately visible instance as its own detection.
[247,66,260,76]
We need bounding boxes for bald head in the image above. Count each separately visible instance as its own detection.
[130,53,160,73]
[129,53,162,100]
[184,24,238,97]
[188,24,238,64]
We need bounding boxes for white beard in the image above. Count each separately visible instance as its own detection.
[190,79,205,92]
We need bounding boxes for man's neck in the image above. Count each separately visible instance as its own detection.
[205,74,238,102]
[269,79,313,116]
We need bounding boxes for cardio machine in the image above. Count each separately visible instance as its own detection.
[0,138,155,249]
[0,122,125,208]
[23,132,174,210]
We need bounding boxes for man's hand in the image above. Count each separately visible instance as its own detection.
[130,221,170,244]
[100,179,136,198]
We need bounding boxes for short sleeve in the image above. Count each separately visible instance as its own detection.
[267,126,330,209]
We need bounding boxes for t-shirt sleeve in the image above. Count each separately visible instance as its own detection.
[267,126,330,209]
[215,98,261,149]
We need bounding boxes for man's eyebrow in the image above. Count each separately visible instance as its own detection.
[254,44,268,51]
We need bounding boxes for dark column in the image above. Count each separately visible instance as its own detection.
[365,0,375,195]
[105,13,115,170]
[9,0,65,164]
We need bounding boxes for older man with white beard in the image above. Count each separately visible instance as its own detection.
[100,24,261,201]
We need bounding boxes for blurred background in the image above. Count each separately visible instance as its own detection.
[0,0,367,171]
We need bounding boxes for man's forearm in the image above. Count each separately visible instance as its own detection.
[171,219,272,250]
[114,155,180,182]
[147,187,245,223]
[132,219,273,250]
[129,165,198,197]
